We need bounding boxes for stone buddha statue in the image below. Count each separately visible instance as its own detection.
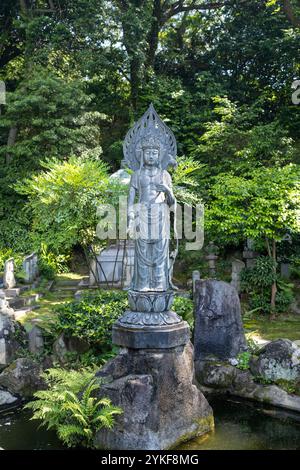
[127,135,176,292]
[115,104,181,329]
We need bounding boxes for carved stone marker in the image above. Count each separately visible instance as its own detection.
[194,279,247,372]
[28,326,44,355]
[23,252,39,283]
[192,270,200,297]
[280,262,290,279]
[231,258,245,294]
[94,104,213,450]
[3,258,16,289]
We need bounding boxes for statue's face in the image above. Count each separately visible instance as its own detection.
[143,147,159,166]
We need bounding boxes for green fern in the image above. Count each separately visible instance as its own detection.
[25,367,123,448]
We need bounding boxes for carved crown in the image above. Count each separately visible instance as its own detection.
[122,103,177,170]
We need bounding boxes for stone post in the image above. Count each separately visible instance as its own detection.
[280,262,290,279]
[231,259,245,294]
[3,258,16,289]
[23,252,39,283]
[205,241,219,278]
[192,270,200,297]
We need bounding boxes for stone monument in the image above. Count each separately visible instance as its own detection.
[231,258,245,294]
[192,270,200,298]
[23,252,39,283]
[194,279,247,376]
[89,241,134,288]
[94,104,213,450]
[3,258,16,289]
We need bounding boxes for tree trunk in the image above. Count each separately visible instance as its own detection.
[282,0,300,28]
[145,0,162,69]
[129,56,142,112]
[270,239,277,311]
[6,126,17,164]
[266,238,277,316]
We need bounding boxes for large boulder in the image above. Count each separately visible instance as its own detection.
[94,342,214,450]
[0,311,27,369]
[197,361,300,413]
[0,357,45,398]
[194,280,247,366]
[250,339,300,382]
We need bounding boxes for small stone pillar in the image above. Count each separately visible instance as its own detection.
[231,259,245,294]
[280,262,290,279]
[205,241,219,278]
[192,270,200,297]
[23,252,39,283]
[3,258,16,289]
[28,326,44,355]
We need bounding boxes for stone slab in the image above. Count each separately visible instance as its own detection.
[197,360,300,414]
[194,279,247,360]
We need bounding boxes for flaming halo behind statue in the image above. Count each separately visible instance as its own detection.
[122,103,177,171]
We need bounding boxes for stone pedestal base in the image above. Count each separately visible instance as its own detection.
[93,342,214,450]
[112,321,190,349]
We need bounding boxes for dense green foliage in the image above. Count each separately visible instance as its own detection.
[55,290,128,349]
[0,0,299,310]
[25,367,122,448]
[15,156,109,252]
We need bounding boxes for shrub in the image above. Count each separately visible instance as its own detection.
[290,255,300,279]
[241,256,295,314]
[241,256,276,292]
[38,243,70,279]
[236,351,251,370]
[55,290,128,349]
[25,367,123,448]
[173,295,194,330]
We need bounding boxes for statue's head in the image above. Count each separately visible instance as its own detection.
[141,136,160,167]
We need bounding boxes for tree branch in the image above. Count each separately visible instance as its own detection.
[282,0,300,28]
[163,1,228,22]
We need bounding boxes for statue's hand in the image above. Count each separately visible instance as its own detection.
[156,183,170,194]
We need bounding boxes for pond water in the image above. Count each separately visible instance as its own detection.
[0,397,300,450]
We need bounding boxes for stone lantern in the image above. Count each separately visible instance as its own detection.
[205,241,219,278]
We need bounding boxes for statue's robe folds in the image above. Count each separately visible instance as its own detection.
[130,169,173,292]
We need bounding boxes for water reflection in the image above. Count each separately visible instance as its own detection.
[0,397,300,450]
[0,408,63,450]
[178,397,300,450]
